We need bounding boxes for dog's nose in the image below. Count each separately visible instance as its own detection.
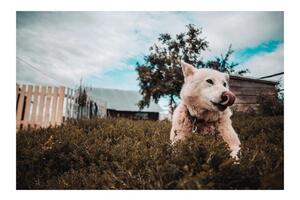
[221,91,236,106]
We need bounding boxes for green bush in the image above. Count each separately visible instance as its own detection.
[17,115,283,189]
[257,95,284,116]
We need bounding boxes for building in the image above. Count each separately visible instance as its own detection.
[88,75,279,120]
[88,88,163,120]
[229,75,278,112]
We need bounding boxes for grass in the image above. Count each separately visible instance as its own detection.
[17,114,283,189]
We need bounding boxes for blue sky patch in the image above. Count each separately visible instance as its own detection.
[234,40,283,63]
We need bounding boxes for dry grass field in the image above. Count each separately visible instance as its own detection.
[17,114,283,189]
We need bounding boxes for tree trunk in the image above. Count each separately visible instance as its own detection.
[169,95,176,116]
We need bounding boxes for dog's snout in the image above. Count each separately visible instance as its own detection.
[220,91,236,106]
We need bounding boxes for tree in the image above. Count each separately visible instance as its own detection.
[76,79,87,119]
[205,44,248,75]
[136,24,247,113]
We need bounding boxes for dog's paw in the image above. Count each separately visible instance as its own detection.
[230,146,241,160]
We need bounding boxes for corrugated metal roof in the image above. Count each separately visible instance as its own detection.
[88,88,163,113]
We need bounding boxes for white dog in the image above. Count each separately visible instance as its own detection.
[170,61,241,158]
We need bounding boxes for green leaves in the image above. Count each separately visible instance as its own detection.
[136,24,248,113]
[136,24,209,112]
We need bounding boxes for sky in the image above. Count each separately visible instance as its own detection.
[16,11,284,109]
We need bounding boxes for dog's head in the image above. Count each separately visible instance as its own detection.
[180,61,236,112]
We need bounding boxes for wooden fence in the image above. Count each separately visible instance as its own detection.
[16,84,107,129]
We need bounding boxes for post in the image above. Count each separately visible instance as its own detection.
[56,86,65,125]
[23,85,33,128]
[31,85,39,127]
[37,86,46,128]
[44,86,52,127]
[51,87,59,126]
[16,85,26,129]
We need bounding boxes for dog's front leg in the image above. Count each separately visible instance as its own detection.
[170,119,192,144]
[217,117,241,158]
[170,103,193,144]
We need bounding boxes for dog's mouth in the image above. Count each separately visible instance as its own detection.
[210,91,236,112]
[211,101,228,111]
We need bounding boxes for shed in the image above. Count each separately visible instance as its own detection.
[88,88,163,120]
[229,75,278,112]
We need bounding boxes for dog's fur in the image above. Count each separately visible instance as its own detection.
[170,61,241,158]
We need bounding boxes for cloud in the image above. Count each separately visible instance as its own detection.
[242,44,283,80]
[17,11,283,89]
[189,12,283,58]
[17,12,190,86]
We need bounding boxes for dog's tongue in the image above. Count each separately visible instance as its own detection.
[221,91,236,107]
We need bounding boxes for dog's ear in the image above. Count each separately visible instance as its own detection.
[181,61,196,78]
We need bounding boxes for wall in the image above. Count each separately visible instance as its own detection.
[229,75,277,112]
[107,110,159,120]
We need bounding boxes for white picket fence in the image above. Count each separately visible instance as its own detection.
[16,84,107,129]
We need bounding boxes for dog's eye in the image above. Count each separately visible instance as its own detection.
[206,79,214,85]
[223,82,227,87]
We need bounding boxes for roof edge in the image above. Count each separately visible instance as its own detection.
[230,75,278,85]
